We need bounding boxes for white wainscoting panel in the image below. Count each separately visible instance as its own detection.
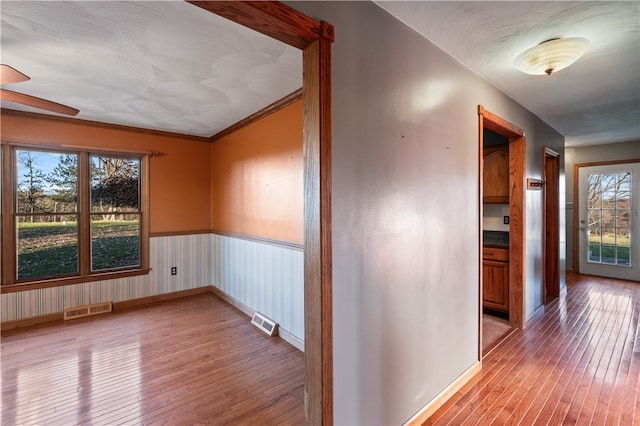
[2,233,303,343]
[1,234,211,322]
[211,233,304,341]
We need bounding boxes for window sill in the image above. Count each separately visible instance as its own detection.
[1,268,152,294]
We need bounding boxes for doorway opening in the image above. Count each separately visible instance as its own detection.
[479,106,526,358]
[574,160,640,281]
[191,3,334,424]
[481,127,512,354]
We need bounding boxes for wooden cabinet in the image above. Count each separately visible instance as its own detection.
[483,146,509,203]
[483,247,509,313]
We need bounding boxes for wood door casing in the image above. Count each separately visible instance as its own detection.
[543,148,560,300]
[186,3,334,425]
[479,106,526,332]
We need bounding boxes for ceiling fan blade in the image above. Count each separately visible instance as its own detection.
[1,89,79,116]
[0,64,30,84]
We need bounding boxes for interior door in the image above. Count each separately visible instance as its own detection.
[578,162,640,281]
[544,150,560,299]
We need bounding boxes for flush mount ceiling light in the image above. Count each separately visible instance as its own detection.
[514,37,590,76]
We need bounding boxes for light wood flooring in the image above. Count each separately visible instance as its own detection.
[1,293,305,425]
[426,272,640,425]
[3,272,638,425]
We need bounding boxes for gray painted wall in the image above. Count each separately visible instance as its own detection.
[289,2,565,424]
[565,140,640,269]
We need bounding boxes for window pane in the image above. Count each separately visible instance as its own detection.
[91,214,140,271]
[17,215,79,280]
[601,209,615,228]
[589,243,601,263]
[600,228,628,265]
[601,174,617,192]
[617,191,631,206]
[601,245,616,264]
[587,173,603,208]
[17,150,78,214]
[616,210,631,228]
[91,156,140,212]
[602,192,616,209]
[588,228,601,263]
[585,171,633,269]
[617,228,631,266]
[618,172,631,189]
[588,209,601,228]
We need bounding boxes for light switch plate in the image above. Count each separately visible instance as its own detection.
[527,178,545,190]
[503,216,510,225]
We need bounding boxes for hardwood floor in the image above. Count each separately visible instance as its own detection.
[3,272,638,425]
[425,272,640,425]
[1,293,304,425]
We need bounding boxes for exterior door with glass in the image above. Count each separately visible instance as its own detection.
[578,162,640,281]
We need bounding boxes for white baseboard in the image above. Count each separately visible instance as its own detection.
[277,327,305,352]
[210,286,304,352]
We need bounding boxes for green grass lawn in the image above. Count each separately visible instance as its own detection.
[588,234,631,265]
[18,221,139,280]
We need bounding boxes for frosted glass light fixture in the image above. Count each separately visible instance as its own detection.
[514,37,590,76]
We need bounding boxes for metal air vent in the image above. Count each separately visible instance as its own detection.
[251,312,278,336]
[64,302,112,320]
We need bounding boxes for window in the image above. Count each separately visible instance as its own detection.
[2,144,149,289]
[16,150,80,280]
[586,171,632,266]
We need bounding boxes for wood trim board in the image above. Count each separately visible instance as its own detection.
[149,230,304,251]
[0,109,211,143]
[543,147,560,300]
[3,88,302,144]
[211,230,304,251]
[211,286,305,351]
[2,3,333,423]
[479,106,526,331]
[187,3,334,425]
[208,88,303,142]
[1,286,212,331]
[403,361,482,425]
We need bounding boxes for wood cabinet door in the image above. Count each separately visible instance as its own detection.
[482,260,509,312]
[483,148,509,203]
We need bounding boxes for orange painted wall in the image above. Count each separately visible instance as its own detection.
[211,100,303,244]
[1,114,211,234]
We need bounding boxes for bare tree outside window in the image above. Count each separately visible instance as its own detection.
[90,155,141,271]
[587,172,632,265]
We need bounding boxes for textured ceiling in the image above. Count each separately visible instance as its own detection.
[375,1,640,147]
[0,1,302,137]
[2,1,638,147]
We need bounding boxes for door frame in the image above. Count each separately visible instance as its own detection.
[479,106,526,336]
[187,2,334,425]
[573,158,640,277]
[543,147,560,301]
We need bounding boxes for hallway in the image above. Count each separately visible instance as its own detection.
[426,272,640,425]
